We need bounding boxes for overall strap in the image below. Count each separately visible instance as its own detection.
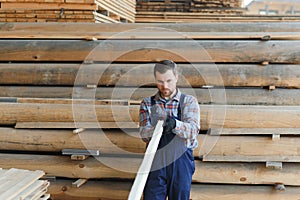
[150,95,156,106]
[177,93,186,120]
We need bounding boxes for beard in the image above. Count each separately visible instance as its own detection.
[160,88,173,98]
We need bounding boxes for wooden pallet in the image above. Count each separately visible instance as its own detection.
[0,168,49,200]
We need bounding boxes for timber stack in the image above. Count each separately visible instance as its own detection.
[0,0,136,23]
[135,0,300,22]
[0,168,50,200]
[0,22,300,199]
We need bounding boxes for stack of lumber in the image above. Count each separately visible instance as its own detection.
[189,0,243,13]
[136,0,242,13]
[135,12,300,22]
[94,0,136,23]
[0,0,135,23]
[136,0,190,12]
[135,0,300,23]
[0,0,96,22]
[135,0,245,22]
[0,168,50,200]
[0,22,299,199]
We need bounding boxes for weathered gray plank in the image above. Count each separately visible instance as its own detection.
[0,40,299,63]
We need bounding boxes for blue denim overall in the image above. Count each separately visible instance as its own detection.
[144,94,195,200]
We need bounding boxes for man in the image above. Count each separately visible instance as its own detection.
[139,60,200,200]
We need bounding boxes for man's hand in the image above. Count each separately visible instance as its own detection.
[150,105,167,127]
[163,117,176,134]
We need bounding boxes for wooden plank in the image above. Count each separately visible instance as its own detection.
[17,180,47,200]
[0,22,299,39]
[0,154,140,179]
[49,180,300,200]
[1,86,300,106]
[135,12,300,23]
[0,2,96,10]
[193,161,300,185]
[72,179,88,188]
[0,169,45,200]
[209,128,300,135]
[128,120,163,200]
[2,154,300,185]
[1,63,300,88]
[15,122,139,129]
[198,135,300,162]
[16,98,130,105]
[0,40,299,63]
[0,128,145,154]
[1,103,300,129]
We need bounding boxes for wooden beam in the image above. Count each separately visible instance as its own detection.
[135,12,300,23]
[0,40,298,63]
[1,103,300,129]
[49,180,300,200]
[2,154,300,185]
[1,86,300,106]
[128,120,163,200]
[0,2,96,10]
[209,128,300,135]
[0,128,145,154]
[15,122,139,129]
[0,154,140,179]
[0,22,299,36]
[198,135,300,162]
[0,63,300,88]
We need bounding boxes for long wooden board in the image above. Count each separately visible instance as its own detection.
[0,63,300,88]
[1,87,300,106]
[2,127,300,159]
[0,40,299,63]
[0,168,46,200]
[128,120,163,200]
[0,128,145,153]
[1,103,300,129]
[1,154,300,185]
[135,12,300,23]
[1,22,299,34]
[49,180,300,200]
[0,2,96,10]
[197,134,300,162]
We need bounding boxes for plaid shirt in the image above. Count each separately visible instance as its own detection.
[139,89,200,149]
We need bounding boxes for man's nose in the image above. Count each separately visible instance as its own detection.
[162,82,168,88]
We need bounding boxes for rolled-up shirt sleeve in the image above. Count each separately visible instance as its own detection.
[139,99,154,143]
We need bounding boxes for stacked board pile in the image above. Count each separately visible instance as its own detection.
[136,0,191,12]
[135,0,300,22]
[0,22,299,199]
[0,168,50,200]
[0,0,136,23]
[94,0,136,23]
[136,0,241,13]
[189,0,242,13]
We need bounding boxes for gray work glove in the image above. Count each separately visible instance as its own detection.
[150,104,166,127]
[163,117,176,134]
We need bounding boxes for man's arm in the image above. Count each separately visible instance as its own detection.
[173,95,200,140]
[139,99,155,143]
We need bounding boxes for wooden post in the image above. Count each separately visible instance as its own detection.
[128,120,164,200]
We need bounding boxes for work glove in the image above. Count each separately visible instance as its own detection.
[150,105,167,127]
[163,117,176,134]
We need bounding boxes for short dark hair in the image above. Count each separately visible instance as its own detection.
[154,60,178,77]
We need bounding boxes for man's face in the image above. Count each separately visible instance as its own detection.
[155,69,178,99]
